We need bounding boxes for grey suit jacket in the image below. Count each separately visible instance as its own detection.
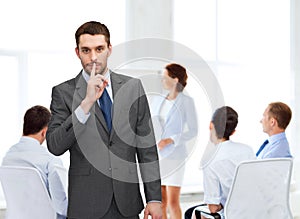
[46,71,161,218]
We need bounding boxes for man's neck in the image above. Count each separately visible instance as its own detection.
[268,128,285,137]
[23,134,42,145]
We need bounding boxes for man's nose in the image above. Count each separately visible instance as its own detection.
[91,50,97,61]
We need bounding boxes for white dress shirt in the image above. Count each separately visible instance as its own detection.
[203,140,255,207]
[2,136,67,218]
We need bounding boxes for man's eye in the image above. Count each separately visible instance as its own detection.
[82,49,89,54]
[97,47,104,52]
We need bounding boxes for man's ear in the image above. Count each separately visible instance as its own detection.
[209,122,213,130]
[107,44,112,57]
[270,117,277,127]
[41,126,48,138]
[75,47,80,59]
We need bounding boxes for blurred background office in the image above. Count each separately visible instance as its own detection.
[0,0,299,217]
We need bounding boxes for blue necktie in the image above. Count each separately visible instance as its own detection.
[99,88,112,132]
[256,139,269,157]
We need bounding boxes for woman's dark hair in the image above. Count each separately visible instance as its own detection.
[211,106,238,140]
[165,63,188,92]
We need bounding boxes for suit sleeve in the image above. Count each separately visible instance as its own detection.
[46,85,82,156]
[134,80,162,202]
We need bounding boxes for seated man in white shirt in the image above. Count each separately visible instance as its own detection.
[194,106,255,219]
[2,105,67,219]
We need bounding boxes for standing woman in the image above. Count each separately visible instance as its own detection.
[150,63,198,219]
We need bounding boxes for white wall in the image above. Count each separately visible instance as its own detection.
[0,0,299,213]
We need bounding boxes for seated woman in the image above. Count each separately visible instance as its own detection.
[195,106,255,219]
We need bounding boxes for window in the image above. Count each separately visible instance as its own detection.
[0,54,21,158]
[174,0,291,190]
[0,0,126,168]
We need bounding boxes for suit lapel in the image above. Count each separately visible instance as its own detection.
[110,71,123,99]
[110,71,124,138]
[75,72,87,101]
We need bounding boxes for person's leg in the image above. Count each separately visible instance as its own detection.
[167,186,182,219]
[161,185,168,219]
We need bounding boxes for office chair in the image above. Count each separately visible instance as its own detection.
[185,158,293,219]
[0,166,57,219]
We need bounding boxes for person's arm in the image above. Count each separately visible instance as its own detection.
[48,158,68,216]
[202,166,223,213]
[46,84,79,156]
[47,66,108,156]
[134,80,162,218]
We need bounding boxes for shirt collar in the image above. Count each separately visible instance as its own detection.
[82,69,111,88]
[20,136,41,145]
[268,132,286,144]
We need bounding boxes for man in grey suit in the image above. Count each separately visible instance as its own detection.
[46,21,162,219]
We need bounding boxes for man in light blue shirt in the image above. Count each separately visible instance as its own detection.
[256,102,292,159]
[2,105,67,219]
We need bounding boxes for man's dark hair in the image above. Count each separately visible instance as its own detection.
[23,105,51,136]
[211,106,238,140]
[75,21,110,48]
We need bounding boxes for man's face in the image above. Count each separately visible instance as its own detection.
[260,106,272,134]
[75,34,112,75]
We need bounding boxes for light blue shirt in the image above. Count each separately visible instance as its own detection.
[2,136,67,218]
[257,132,292,159]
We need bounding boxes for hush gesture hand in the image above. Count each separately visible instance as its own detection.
[81,63,109,114]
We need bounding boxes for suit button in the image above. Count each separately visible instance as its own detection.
[109,141,113,147]
[108,167,112,171]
